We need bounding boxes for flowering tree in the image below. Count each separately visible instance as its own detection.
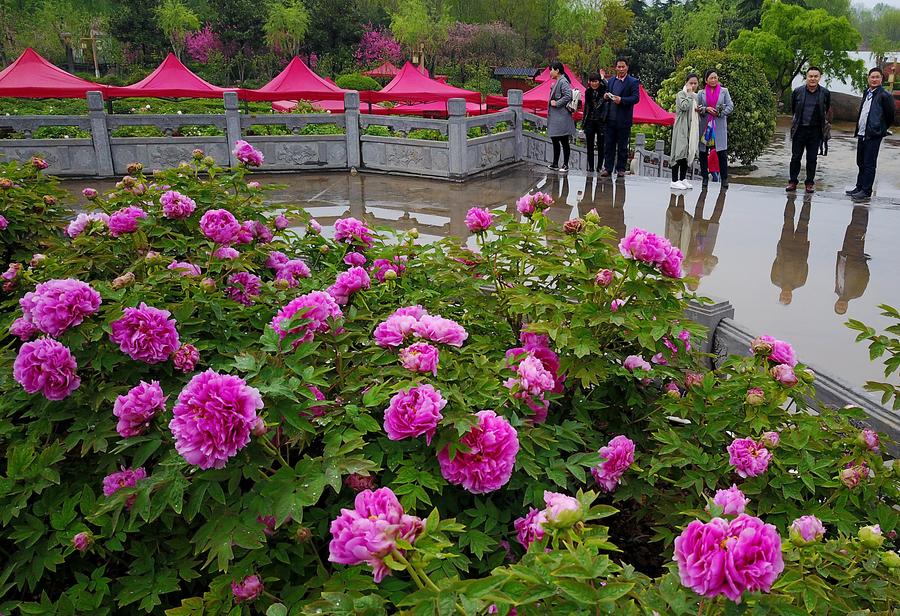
[184,24,222,64]
[353,23,402,67]
[0,153,897,614]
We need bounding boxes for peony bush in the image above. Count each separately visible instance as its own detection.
[0,152,897,615]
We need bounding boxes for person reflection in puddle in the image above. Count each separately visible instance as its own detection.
[666,189,725,290]
[770,194,811,305]
[545,173,572,226]
[577,175,626,240]
[834,205,870,315]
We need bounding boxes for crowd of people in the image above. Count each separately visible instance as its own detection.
[545,59,896,202]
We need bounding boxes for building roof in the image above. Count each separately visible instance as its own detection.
[493,67,540,78]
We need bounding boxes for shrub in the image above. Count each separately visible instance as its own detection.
[657,49,776,166]
[298,123,345,136]
[335,73,380,91]
[406,128,447,141]
[0,156,896,614]
[362,125,392,137]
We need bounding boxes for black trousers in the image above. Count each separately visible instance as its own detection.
[672,158,688,182]
[854,136,883,194]
[699,148,728,183]
[603,122,630,173]
[551,136,571,167]
[583,120,604,170]
[789,126,822,184]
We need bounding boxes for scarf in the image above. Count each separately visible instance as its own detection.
[703,84,721,149]
[705,84,720,110]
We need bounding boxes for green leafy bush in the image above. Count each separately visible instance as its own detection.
[847,304,900,409]
[335,73,380,91]
[0,159,69,263]
[297,123,345,136]
[362,124,391,137]
[0,159,896,615]
[406,128,447,141]
[657,49,777,166]
[245,124,292,136]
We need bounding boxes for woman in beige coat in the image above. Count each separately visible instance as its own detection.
[669,73,699,190]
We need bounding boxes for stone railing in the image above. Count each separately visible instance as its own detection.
[632,133,701,178]
[0,90,524,180]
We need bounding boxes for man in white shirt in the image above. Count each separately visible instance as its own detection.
[847,67,896,200]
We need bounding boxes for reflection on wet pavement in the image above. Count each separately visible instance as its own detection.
[62,167,899,391]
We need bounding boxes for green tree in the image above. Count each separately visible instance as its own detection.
[728,0,863,99]
[623,3,675,94]
[108,0,168,66]
[263,0,309,57]
[156,0,200,60]
[389,0,451,68]
[209,0,266,84]
[660,0,741,66]
[553,0,634,76]
[657,48,777,165]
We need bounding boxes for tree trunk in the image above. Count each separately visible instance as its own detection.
[65,44,76,73]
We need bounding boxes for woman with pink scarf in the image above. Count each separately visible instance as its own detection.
[695,69,734,189]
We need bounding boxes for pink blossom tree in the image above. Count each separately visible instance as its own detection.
[354,23,402,67]
[185,24,222,64]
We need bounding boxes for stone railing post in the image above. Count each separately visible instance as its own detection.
[344,91,361,170]
[685,298,735,366]
[634,132,646,175]
[224,92,241,166]
[508,89,524,162]
[654,139,666,176]
[87,91,113,176]
[447,98,467,179]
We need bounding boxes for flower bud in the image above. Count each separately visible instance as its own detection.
[859,524,884,549]
[82,187,98,200]
[789,515,825,546]
[0,177,13,189]
[684,372,704,388]
[318,245,329,254]
[542,491,584,529]
[120,175,136,188]
[248,181,261,189]
[882,550,900,569]
[664,382,681,398]
[564,218,585,234]
[274,278,290,290]
[594,269,613,287]
[745,387,765,406]
[771,364,798,387]
[858,428,880,452]
[383,268,398,280]
[43,195,57,206]
[178,161,192,170]
[31,156,49,170]
[192,148,205,160]
[30,253,46,268]
[111,272,135,289]
[344,473,376,492]
[202,156,216,167]
[408,227,419,239]
[126,162,143,175]
[72,531,93,552]
[295,527,312,543]
[760,431,780,448]
[584,208,601,223]
[251,417,268,436]
[750,336,773,355]
[200,277,216,292]
[800,368,815,383]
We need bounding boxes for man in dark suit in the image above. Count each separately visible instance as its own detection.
[847,67,896,201]
[600,58,640,179]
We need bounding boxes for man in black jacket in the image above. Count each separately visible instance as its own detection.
[581,72,608,173]
[787,66,830,194]
[847,67,896,201]
[600,58,640,178]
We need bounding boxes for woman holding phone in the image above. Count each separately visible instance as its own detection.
[695,69,734,189]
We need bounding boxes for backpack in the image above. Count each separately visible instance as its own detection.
[567,88,581,113]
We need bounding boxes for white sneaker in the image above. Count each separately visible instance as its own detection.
[670,181,684,190]
[681,180,693,190]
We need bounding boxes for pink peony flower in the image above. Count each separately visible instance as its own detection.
[235,221,255,245]
[465,207,495,233]
[370,256,407,282]
[344,473,375,492]
[334,217,375,248]
[169,370,264,469]
[31,156,49,170]
[275,259,311,287]
[610,298,625,311]
[594,269,613,286]
[13,338,81,400]
[109,303,180,364]
[274,213,289,229]
[393,305,429,319]
[344,252,367,266]
[257,515,277,536]
[437,410,519,494]
[308,219,322,234]
[624,354,651,372]
[516,191,553,216]
[674,514,783,603]
[213,246,240,260]
[225,272,262,306]
[233,140,264,166]
[82,187,98,200]
[374,314,419,347]
[514,507,546,548]
[173,343,199,372]
[328,266,371,305]
[266,250,289,270]
[618,227,683,278]
[771,364,798,387]
[652,352,668,365]
[19,278,101,336]
[751,335,797,366]
[102,466,147,502]
[328,487,424,583]
[167,261,202,277]
[231,575,263,603]
[840,461,873,488]
[108,206,147,237]
[592,435,635,492]
[114,380,166,438]
[249,220,273,243]
[66,212,109,238]
[271,291,342,345]
[160,190,196,219]
[727,438,772,478]
[0,213,7,229]
[306,384,327,417]
[10,317,38,340]
[399,342,439,375]
[72,531,92,552]
[789,515,825,546]
[710,485,750,516]
[760,431,780,448]
[413,314,468,347]
[247,180,260,189]
[505,353,555,396]
[542,490,583,528]
[859,428,880,452]
[684,371,704,388]
[383,384,446,444]
[199,209,241,244]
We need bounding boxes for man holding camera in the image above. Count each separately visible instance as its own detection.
[600,58,640,179]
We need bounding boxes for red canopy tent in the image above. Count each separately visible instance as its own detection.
[633,85,674,126]
[363,61,401,79]
[0,48,106,98]
[241,56,348,102]
[533,64,582,86]
[360,62,481,105]
[105,53,233,98]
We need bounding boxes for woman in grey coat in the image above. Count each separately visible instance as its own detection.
[695,69,734,188]
[669,73,699,190]
[547,60,576,172]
